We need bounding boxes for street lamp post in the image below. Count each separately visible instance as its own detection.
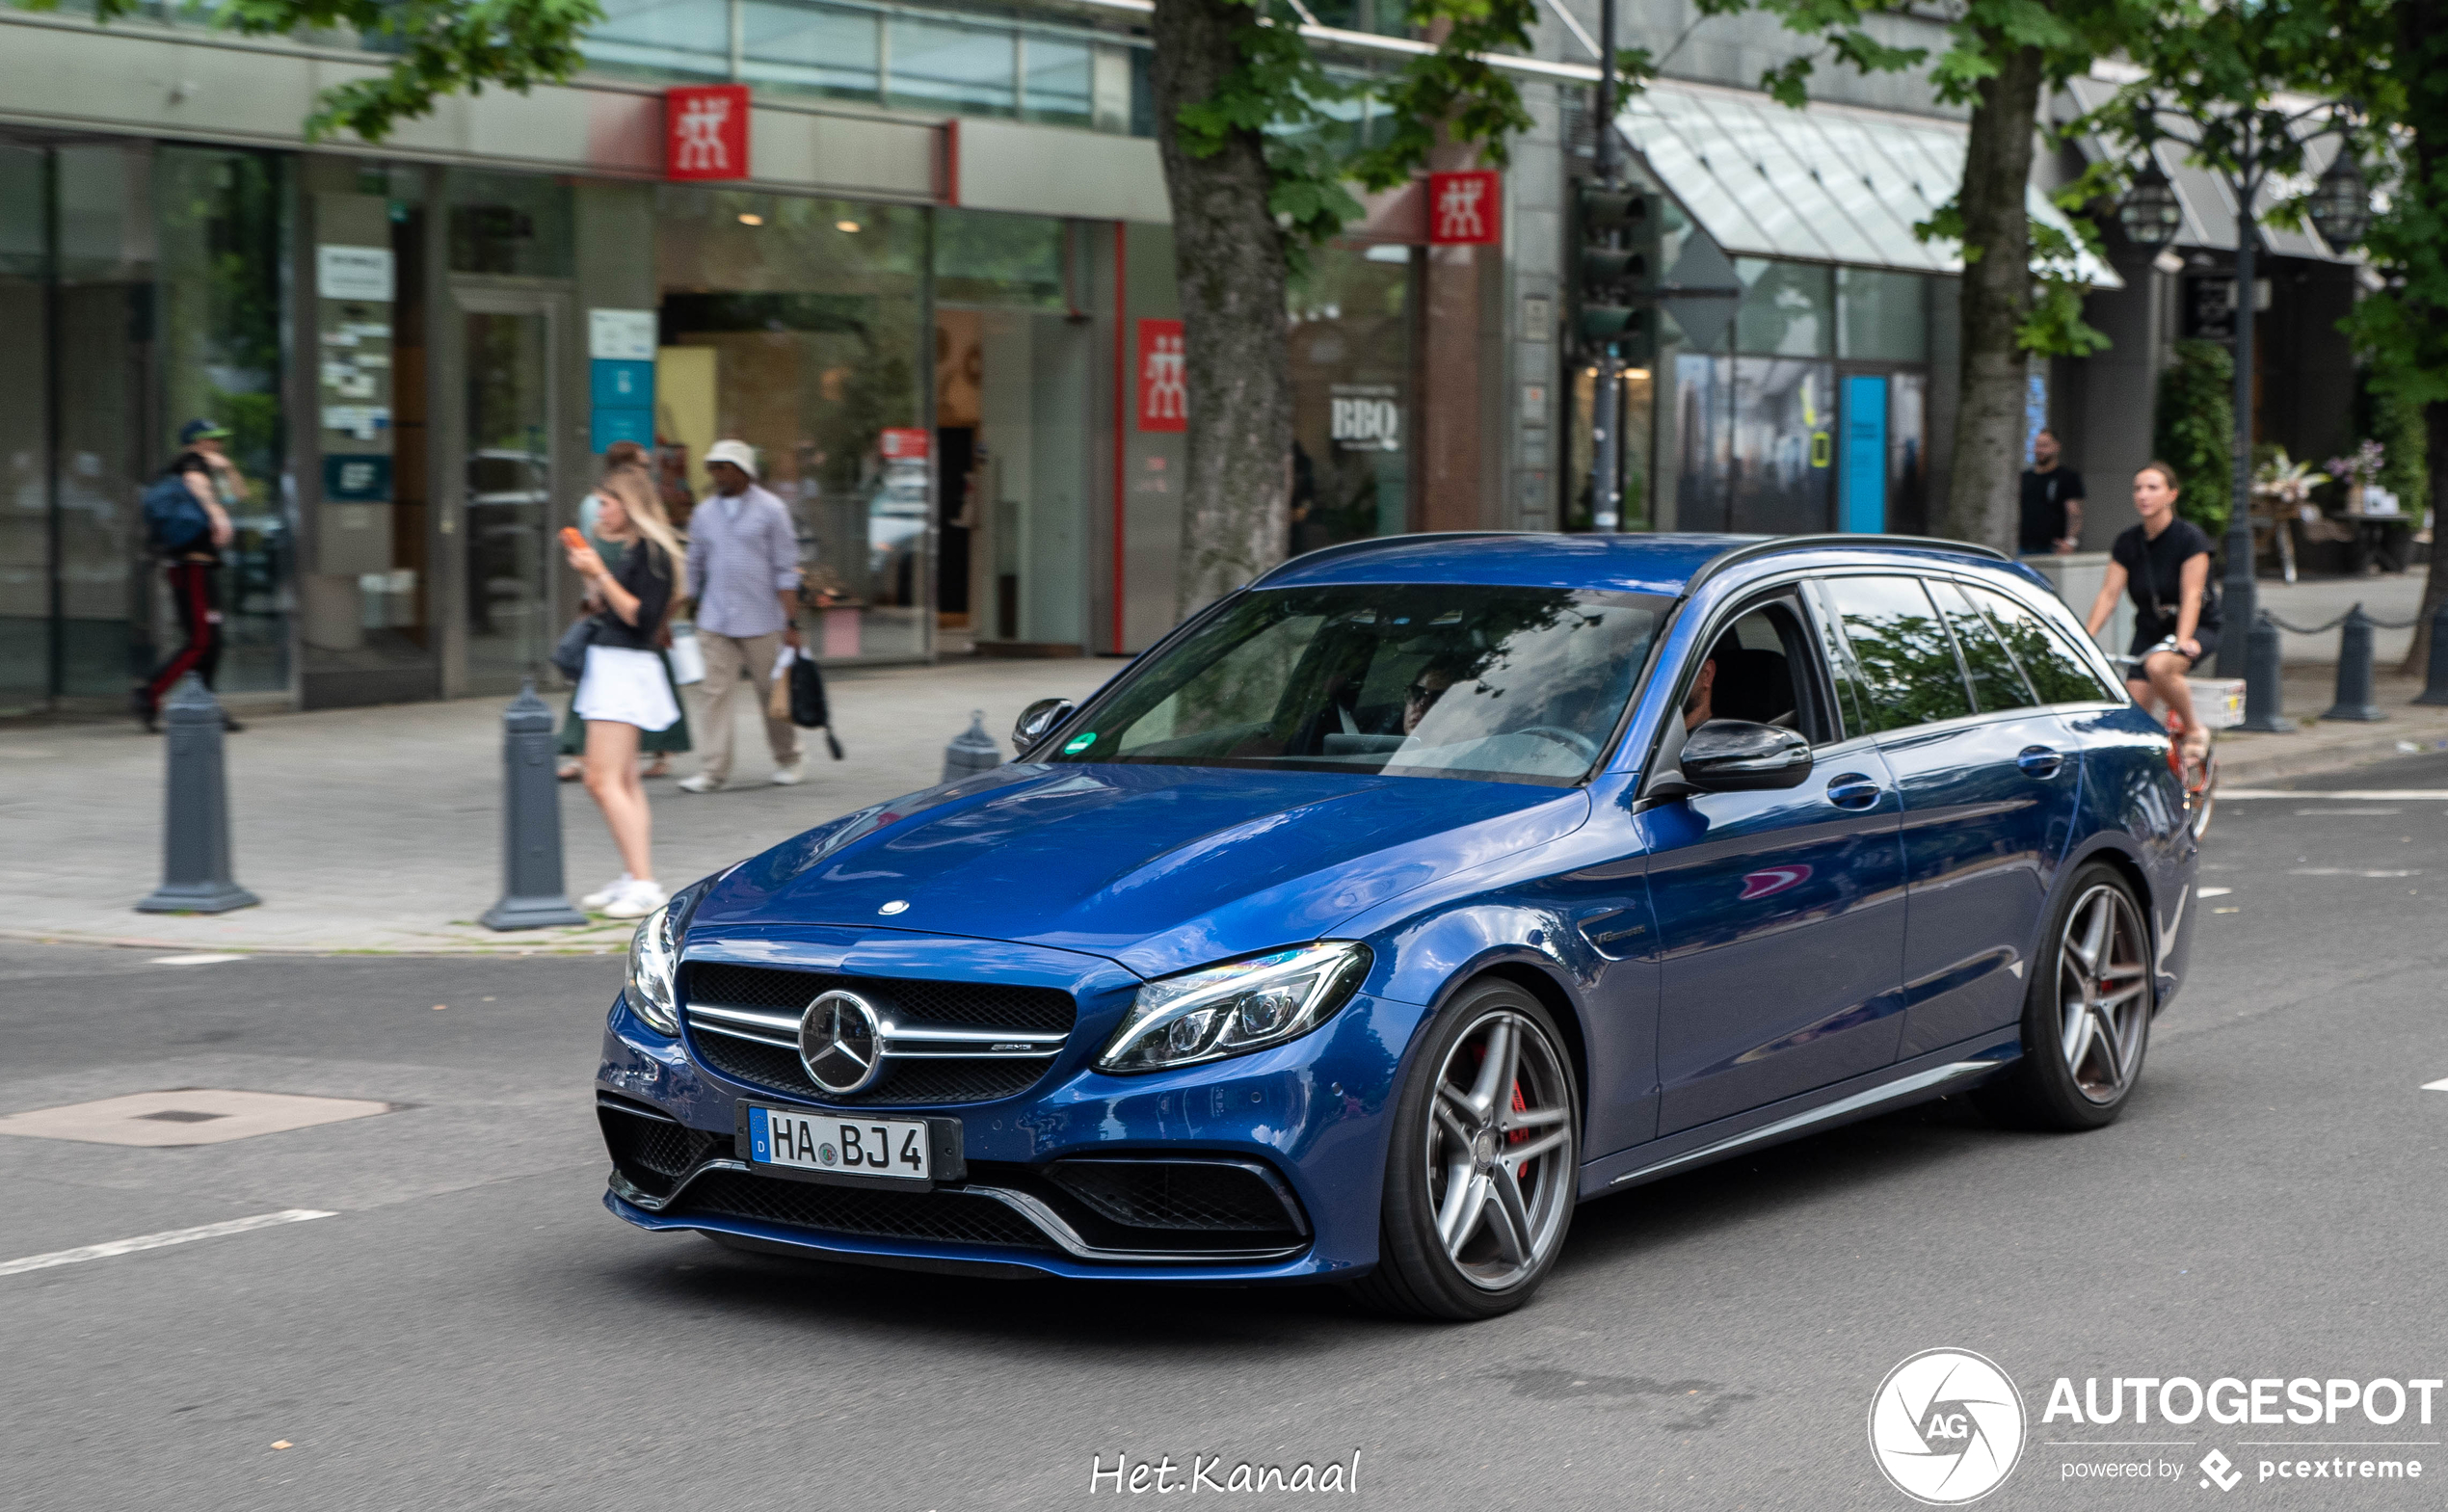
[2115,107,2366,687]
[1589,0,1622,532]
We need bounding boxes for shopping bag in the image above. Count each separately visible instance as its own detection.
[789,655,844,758]
[666,622,705,685]
[766,645,794,723]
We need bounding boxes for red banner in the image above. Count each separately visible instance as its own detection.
[879,427,929,460]
[1135,319,1187,433]
[1427,171,1502,246]
[666,86,751,181]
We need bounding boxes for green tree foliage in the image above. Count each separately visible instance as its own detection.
[2152,339,2235,538]
[15,0,605,142]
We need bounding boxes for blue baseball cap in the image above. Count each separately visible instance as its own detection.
[179,418,232,445]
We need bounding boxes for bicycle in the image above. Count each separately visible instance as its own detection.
[2108,650,2226,841]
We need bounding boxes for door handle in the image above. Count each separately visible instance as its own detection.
[2017,746,2066,779]
[1825,773,1881,809]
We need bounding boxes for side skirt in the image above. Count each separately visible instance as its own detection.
[1579,1031,2021,1199]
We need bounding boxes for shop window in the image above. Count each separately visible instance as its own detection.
[932,209,1091,649]
[888,15,1018,118]
[1836,267,1927,362]
[1289,243,1414,554]
[448,171,571,279]
[0,144,46,713]
[158,146,291,696]
[1729,358,1834,536]
[1735,258,1831,358]
[583,0,732,81]
[657,188,929,661]
[742,0,882,101]
[1023,37,1093,127]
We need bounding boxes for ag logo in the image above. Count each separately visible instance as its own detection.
[1869,1349,2025,1504]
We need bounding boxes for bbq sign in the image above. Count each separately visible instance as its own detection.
[666,85,750,181]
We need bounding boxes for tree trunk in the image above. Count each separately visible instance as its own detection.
[1937,42,2046,550]
[1150,0,1294,620]
[2413,400,2448,676]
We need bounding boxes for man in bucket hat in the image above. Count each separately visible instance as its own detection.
[677,438,805,791]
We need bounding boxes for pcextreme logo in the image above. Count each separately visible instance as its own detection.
[1869,1349,2028,1505]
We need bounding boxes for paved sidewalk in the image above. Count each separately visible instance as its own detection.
[2213,667,2448,786]
[0,658,1113,956]
[2256,570,2430,667]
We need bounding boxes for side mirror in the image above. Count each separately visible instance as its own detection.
[1676,719,1813,793]
[1014,698,1077,755]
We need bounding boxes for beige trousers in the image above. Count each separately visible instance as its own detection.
[694,628,801,783]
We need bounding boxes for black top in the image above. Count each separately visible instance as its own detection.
[592,538,674,650]
[2017,466,2086,553]
[165,450,223,564]
[2112,518,2221,634]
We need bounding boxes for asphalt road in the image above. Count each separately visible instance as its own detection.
[5,768,2446,1511]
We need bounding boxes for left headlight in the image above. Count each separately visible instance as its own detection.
[1097,942,1370,1074]
[625,881,708,1036]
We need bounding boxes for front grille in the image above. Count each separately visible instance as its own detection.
[668,1169,1056,1252]
[683,963,1078,1107]
[600,1101,727,1199]
[690,1030,1052,1106]
[688,964,1076,1033]
[1046,1160,1303,1234]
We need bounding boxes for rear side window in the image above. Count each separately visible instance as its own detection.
[1821,575,1974,731]
[1967,584,2122,704]
[1930,580,2038,713]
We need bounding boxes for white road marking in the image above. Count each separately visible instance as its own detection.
[2425,1078,2448,1093]
[2222,790,2448,801]
[0,1209,335,1277]
[2296,808,2403,816]
[2286,867,2422,878]
[2198,887,2233,898]
[147,953,248,966]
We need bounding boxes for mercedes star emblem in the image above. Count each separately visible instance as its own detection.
[799,990,884,1095]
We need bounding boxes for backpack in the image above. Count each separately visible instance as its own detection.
[143,471,211,554]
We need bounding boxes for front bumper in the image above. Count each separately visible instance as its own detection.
[595,989,1430,1282]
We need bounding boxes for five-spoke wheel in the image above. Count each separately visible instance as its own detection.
[1356,981,1579,1319]
[1978,862,2154,1130]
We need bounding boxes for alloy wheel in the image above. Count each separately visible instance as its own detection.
[1423,1008,1574,1291]
[2058,884,2150,1103]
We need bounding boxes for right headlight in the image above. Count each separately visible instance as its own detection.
[1097,942,1370,1074]
[624,874,718,1036]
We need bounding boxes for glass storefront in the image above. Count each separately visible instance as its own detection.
[1667,255,1928,536]
[1288,242,1416,553]
[0,136,290,716]
[656,186,930,661]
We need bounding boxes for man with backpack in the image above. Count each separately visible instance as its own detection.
[137,419,244,732]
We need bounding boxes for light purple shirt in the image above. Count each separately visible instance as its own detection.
[685,483,802,638]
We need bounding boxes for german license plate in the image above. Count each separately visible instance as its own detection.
[745,1103,931,1185]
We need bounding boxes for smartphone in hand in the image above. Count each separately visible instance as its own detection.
[559,526,588,554]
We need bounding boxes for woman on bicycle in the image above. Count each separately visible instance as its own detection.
[2086,460,2220,769]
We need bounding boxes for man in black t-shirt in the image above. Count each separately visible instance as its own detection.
[2017,429,2086,554]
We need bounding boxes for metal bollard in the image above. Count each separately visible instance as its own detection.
[2238,612,2292,732]
[480,679,587,930]
[137,673,260,914]
[2322,603,2387,723]
[2418,598,2448,707]
[941,709,1002,783]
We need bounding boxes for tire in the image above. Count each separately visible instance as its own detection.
[1976,863,2154,1131]
[1349,979,1581,1321]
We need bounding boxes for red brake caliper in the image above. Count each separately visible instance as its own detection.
[1508,1083,1531,1179]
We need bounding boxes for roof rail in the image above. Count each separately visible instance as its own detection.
[1683,534,2012,597]
[1248,530,1536,588]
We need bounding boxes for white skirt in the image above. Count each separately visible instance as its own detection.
[573,644,680,732]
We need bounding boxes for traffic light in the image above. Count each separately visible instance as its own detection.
[1572,182,1663,361]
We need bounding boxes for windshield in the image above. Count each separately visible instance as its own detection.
[1051,584,1667,784]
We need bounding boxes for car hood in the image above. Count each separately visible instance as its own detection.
[697,763,1591,980]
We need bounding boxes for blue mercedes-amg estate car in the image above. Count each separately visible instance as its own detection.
[597,532,2200,1318]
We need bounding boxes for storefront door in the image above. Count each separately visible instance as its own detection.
[457,288,560,693]
[1839,373,1887,533]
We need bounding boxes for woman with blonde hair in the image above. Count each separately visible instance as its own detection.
[559,444,694,782]
[565,460,690,919]
[2087,461,2221,780]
